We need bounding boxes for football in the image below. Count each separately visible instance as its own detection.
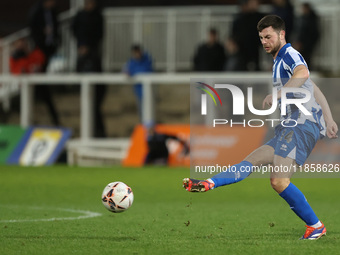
[101,182,134,213]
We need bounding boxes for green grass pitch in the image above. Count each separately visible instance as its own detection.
[1,165,340,255]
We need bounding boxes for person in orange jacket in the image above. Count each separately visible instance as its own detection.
[10,38,45,74]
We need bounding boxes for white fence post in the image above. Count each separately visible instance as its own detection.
[80,79,94,140]
[201,9,211,40]
[2,41,10,75]
[133,10,143,43]
[166,10,176,72]
[141,78,154,125]
[20,78,33,128]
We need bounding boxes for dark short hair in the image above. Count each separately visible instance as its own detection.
[257,15,285,32]
[131,44,142,52]
[209,27,218,36]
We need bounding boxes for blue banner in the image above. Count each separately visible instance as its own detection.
[7,127,71,166]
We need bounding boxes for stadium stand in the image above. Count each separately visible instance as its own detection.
[0,3,340,165]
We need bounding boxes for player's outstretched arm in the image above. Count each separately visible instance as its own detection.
[312,81,338,139]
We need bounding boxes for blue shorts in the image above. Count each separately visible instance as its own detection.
[265,120,321,165]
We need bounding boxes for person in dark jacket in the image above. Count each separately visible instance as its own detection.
[193,28,226,71]
[272,0,294,42]
[231,0,265,71]
[72,0,103,55]
[294,3,320,69]
[28,0,60,126]
[29,0,59,69]
[72,0,106,137]
[72,0,103,71]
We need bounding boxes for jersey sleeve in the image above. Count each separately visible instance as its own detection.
[282,50,307,73]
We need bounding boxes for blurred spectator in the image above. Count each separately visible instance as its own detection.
[231,0,265,71]
[10,38,59,126]
[144,124,189,166]
[224,37,243,71]
[28,0,60,126]
[72,0,103,58]
[10,39,45,74]
[29,0,59,70]
[193,28,226,71]
[76,45,107,137]
[124,44,153,121]
[272,0,294,41]
[294,3,320,69]
[72,0,106,137]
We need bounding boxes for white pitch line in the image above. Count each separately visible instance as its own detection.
[0,205,102,223]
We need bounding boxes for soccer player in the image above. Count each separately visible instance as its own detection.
[183,15,338,240]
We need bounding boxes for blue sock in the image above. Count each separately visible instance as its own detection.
[279,183,319,226]
[210,161,253,188]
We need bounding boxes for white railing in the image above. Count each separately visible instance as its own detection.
[1,5,340,113]
[66,138,130,166]
[0,72,275,141]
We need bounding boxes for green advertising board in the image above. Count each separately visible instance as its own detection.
[0,125,26,163]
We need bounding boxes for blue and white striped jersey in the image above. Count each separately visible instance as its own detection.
[272,43,325,135]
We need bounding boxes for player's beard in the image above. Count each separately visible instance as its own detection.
[269,38,282,57]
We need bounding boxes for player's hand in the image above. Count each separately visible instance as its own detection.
[262,94,273,109]
[326,120,338,139]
